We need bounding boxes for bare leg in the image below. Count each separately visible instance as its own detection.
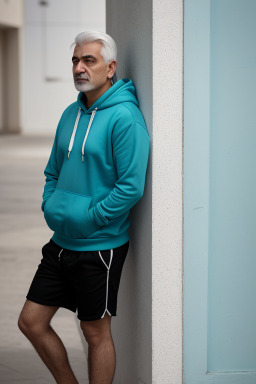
[18,300,79,384]
[81,314,115,384]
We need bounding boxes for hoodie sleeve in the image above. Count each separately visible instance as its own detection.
[88,121,150,226]
[41,127,60,212]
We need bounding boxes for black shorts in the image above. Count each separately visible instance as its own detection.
[26,239,129,321]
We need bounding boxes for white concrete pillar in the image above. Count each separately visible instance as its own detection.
[152,1,183,382]
[107,0,183,383]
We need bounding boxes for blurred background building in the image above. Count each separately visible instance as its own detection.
[0,0,23,134]
[0,0,105,135]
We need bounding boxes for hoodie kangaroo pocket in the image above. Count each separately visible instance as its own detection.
[44,188,98,239]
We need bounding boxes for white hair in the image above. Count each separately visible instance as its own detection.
[72,31,117,65]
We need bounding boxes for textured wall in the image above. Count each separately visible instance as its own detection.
[106,1,152,383]
[107,0,183,384]
[152,0,183,383]
[107,0,183,383]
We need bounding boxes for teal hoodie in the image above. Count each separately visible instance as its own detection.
[41,78,150,251]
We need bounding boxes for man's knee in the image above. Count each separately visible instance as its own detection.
[18,301,54,338]
[80,315,112,347]
[18,310,37,337]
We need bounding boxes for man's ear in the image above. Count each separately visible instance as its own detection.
[107,60,117,79]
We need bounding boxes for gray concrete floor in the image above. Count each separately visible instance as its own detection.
[0,134,89,383]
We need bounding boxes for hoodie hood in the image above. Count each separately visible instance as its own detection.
[77,78,139,113]
[68,78,139,162]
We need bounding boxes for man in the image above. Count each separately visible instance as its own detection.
[18,31,150,384]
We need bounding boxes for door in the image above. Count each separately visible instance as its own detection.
[184,0,256,383]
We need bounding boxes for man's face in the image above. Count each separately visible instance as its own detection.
[72,41,111,93]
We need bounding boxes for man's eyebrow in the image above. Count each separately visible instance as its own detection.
[72,55,97,62]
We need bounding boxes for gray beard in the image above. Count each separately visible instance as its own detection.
[74,80,96,93]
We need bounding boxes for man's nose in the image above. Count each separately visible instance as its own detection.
[74,61,85,73]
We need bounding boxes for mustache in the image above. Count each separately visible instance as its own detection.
[74,74,90,81]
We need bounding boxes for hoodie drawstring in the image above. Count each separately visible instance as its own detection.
[67,107,97,162]
[68,108,81,159]
[82,107,97,162]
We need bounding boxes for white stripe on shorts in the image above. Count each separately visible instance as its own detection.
[98,249,113,318]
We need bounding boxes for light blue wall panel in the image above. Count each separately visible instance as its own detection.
[184,0,256,382]
[208,0,256,372]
